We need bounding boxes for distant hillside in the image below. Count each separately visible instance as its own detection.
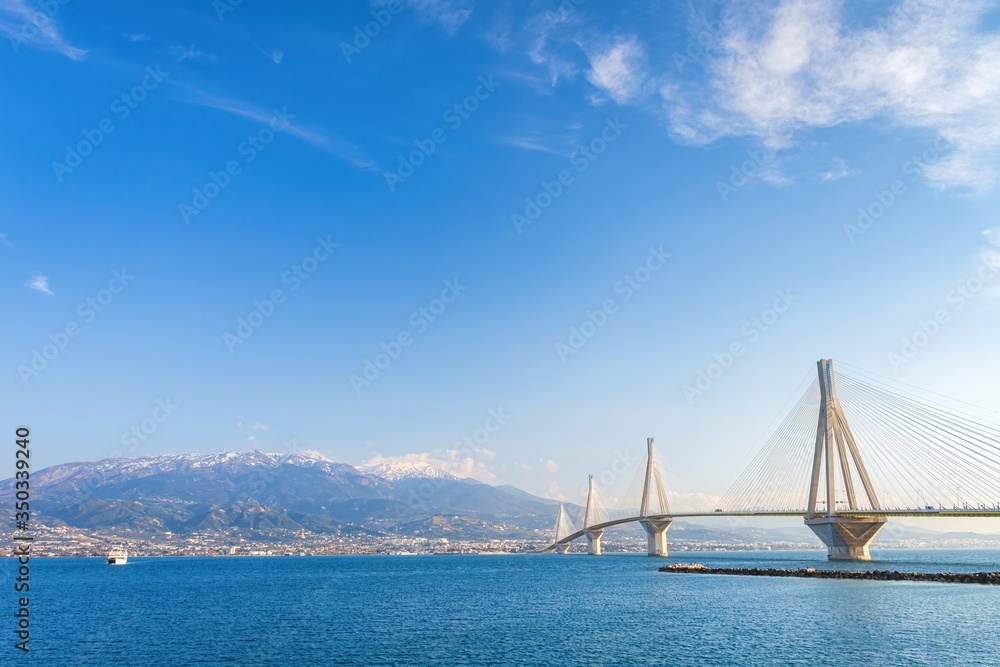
[0,450,569,539]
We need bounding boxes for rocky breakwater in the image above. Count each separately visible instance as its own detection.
[659,563,1000,585]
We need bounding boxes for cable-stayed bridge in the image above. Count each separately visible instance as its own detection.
[545,359,1000,561]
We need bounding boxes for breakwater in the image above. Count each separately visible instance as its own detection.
[659,563,1000,585]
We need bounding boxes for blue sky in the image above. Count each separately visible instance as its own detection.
[3,0,999,516]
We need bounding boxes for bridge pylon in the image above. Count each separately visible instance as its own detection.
[805,359,885,560]
[638,437,673,556]
[552,503,570,554]
[583,475,605,555]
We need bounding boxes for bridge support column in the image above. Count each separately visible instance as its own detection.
[585,528,604,556]
[639,518,672,557]
[806,517,885,560]
[554,543,569,554]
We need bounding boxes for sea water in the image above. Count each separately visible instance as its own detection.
[5,549,999,666]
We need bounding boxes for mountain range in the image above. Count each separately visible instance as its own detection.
[0,450,567,539]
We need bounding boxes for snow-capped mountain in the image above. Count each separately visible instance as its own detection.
[0,450,561,537]
[357,460,459,481]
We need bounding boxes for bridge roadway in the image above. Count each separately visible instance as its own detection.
[550,509,1000,549]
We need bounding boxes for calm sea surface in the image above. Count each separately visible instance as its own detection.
[5,549,999,666]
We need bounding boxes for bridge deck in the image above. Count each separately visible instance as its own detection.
[550,509,1000,548]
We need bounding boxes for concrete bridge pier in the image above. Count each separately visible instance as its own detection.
[585,528,605,556]
[639,518,673,556]
[554,543,569,554]
[806,516,885,560]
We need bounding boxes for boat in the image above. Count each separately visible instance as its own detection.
[107,545,128,565]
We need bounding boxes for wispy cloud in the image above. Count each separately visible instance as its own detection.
[502,118,584,156]
[0,232,11,246]
[26,274,53,296]
[660,0,1000,192]
[270,49,284,64]
[819,157,858,182]
[586,36,647,104]
[525,5,589,86]
[124,33,212,63]
[980,227,1000,302]
[172,85,379,170]
[543,481,566,501]
[401,0,473,34]
[984,227,1000,248]
[236,420,270,430]
[169,43,208,62]
[0,0,87,59]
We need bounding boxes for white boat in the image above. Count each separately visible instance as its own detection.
[107,545,128,565]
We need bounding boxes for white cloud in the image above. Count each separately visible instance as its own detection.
[819,157,858,182]
[474,447,496,461]
[398,0,472,33]
[661,0,1000,191]
[980,227,1000,301]
[253,46,284,63]
[586,36,647,104]
[26,274,53,296]
[127,33,151,43]
[361,447,500,484]
[526,5,589,86]
[542,459,560,473]
[983,227,1000,248]
[543,481,566,501]
[515,462,534,473]
[169,43,206,62]
[502,117,585,156]
[0,0,87,60]
[236,420,270,430]
[171,84,379,171]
